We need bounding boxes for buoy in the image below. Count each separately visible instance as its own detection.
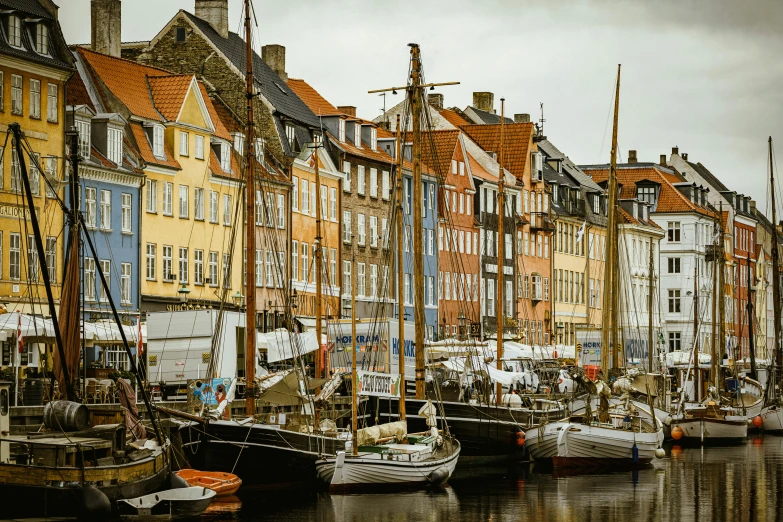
[428,466,450,486]
[632,444,639,463]
[79,485,111,520]
[671,426,684,440]
[516,431,526,447]
[655,447,666,459]
[753,415,763,428]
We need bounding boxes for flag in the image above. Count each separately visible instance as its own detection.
[308,151,317,169]
[575,221,586,244]
[16,313,23,354]
[137,315,144,357]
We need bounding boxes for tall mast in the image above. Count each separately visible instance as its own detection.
[243,0,257,416]
[350,251,358,455]
[601,65,621,374]
[396,114,406,420]
[648,237,655,373]
[693,263,699,400]
[496,99,505,405]
[717,202,726,389]
[314,136,323,380]
[711,214,718,384]
[747,254,756,380]
[769,136,782,393]
[409,44,426,400]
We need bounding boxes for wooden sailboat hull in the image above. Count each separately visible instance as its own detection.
[671,416,748,443]
[179,420,346,487]
[315,441,460,491]
[525,422,664,467]
[371,397,564,464]
[0,450,169,518]
[760,405,783,433]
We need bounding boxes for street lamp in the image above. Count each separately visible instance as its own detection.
[177,283,190,303]
[342,300,352,319]
[291,289,299,311]
[457,310,466,341]
[231,291,244,308]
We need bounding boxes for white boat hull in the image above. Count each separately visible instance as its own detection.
[671,416,748,442]
[525,422,663,467]
[315,441,460,491]
[759,405,783,433]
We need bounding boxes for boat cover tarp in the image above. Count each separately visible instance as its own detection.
[434,356,527,386]
[357,420,407,446]
[259,329,319,363]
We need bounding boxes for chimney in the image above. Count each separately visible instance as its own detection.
[672,146,679,156]
[262,44,287,81]
[91,0,121,58]
[750,200,757,214]
[337,106,356,117]
[428,93,444,110]
[514,114,530,123]
[660,154,667,165]
[472,92,494,114]
[682,153,688,161]
[195,0,228,39]
[628,150,638,163]
[39,0,59,19]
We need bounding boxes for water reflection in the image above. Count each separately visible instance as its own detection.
[202,436,783,521]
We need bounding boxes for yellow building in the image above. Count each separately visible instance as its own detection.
[0,2,72,321]
[74,48,244,312]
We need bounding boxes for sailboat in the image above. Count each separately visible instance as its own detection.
[315,43,460,492]
[526,65,664,467]
[759,136,783,433]
[0,123,172,517]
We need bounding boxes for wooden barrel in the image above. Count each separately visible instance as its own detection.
[44,400,89,432]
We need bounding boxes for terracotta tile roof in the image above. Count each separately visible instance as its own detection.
[617,206,663,229]
[421,130,460,178]
[197,82,232,142]
[286,79,342,117]
[65,72,94,111]
[129,122,180,170]
[438,108,470,127]
[376,127,394,139]
[209,150,241,180]
[210,95,243,135]
[460,122,534,181]
[147,74,192,121]
[583,164,714,217]
[78,47,168,122]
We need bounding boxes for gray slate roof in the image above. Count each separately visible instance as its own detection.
[466,106,514,125]
[0,0,73,70]
[183,11,320,130]
[537,139,602,191]
[687,160,730,192]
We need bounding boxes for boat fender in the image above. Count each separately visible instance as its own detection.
[516,431,526,447]
[436,435,444,448]
[753,416,763,428]
[663,416,673,427]
[632,444,639,463]
[168,472,191,489]
[428,466,450,486]
[79,484,111,520]
[655,448,666,459]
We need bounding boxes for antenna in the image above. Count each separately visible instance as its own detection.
[539,102,546,135]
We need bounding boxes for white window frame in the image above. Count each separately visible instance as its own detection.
[99,189,111,230]
[180,131,189,156]
[179,185,188,218]
[29,79,41,119]
[195,135,204,159]
[121,262,132,304]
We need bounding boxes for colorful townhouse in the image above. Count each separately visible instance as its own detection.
[0,0,72,370]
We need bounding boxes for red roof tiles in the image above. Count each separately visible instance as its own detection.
[286,78,342,117]
[421,130,460,178]
[129,122,180,170]
[460,122,534,181]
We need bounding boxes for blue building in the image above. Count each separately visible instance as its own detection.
[65,104,144,370]
[400,169,439,340]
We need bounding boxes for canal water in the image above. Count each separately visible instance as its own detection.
[200,436,783,521]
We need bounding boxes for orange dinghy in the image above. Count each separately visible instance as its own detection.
[175,470,243,496]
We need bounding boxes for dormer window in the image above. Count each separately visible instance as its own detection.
[285,124,296,149]
[354,124,362,148]
[107,127,123,165]
[370,127,377,151]
[552,184,559,202]
[232,132,244,155]
[220,142,231,173]
[35,24,49,55]
[7,16,21,48]
[636,186,656,205]
[75,119,91,158]
[592,194,600,215]
[152,125,165,159]
[338,119,346,143]
[255,138,265,162]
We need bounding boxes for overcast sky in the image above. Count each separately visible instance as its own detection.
[59,0,783,216]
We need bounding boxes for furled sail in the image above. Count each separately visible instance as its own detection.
[53,227,81,400]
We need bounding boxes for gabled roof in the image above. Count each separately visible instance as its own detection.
[65,69,95,111]
[181,10,320,129]
[147,75,193,121]
[286,78,341,117]
[196,81,231,141]
[460,122,535,181]
[421,130,460,178]
[0,0,73,71]
[537,139,602,191]
[582,163,714,217]
[437,107,470,127]
[687,160,729,192]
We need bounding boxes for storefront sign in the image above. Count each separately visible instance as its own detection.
[357,370,401,398]
[0,203,36,220]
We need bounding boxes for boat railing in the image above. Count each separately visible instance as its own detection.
[0,437,116,469]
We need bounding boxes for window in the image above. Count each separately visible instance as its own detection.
[301,243,309,283]
[544,277,550,301]
[208,191,218,223]
[668,332,682,352]
[668,289,681,313]
[84,187,97,227]
[146,244,156,280]
[428,229,434,256]
[146,180,158,213]
[404,226,410,252]
[668,257,681,274]
[330,248,337,285]
[195,135,204,159]
[179,185,188,218]
[357,263,366,297]
[329,188,336,220]
[255,249,263,286]
[358,214,366,246]
[343,261,352,296]
[8,15,21,47]
[45,236,56,283]
[220,142,231,172]
[99,260,110,302]
[11,74,22,115]
[35,24,49,54]
[370,168,378,198]
[29,79,40,118]
[301,179,310,214]
[9,233,20,280]
[637,185,655,204]
[429,184,435,210]
[194,188,204,220]
[285,124,296,148]
[370,216,378,248]
[404,273,411,304]
[208,252,218,286]
[382,170,390,200]
[180,131,189,156]
[178,248,188,284]
[223,254,231,288]
[667,222,681,242]
[338,119,346,142]
[428,276,435,305]
[0,72,4,111]
[162,246,173,281]
[108,127,122,164]
[223,194,231,225]
[162,182,173,215]
[153,125,164,158]
[343,161,351,192]
[343,211,352,243]
[84,258,96,301]
[232,133,244,154]
[277,194,285,228]
[99,189,111,229]
[358,165,366,195]
[320,185,327,220]
[176,26,187,42]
